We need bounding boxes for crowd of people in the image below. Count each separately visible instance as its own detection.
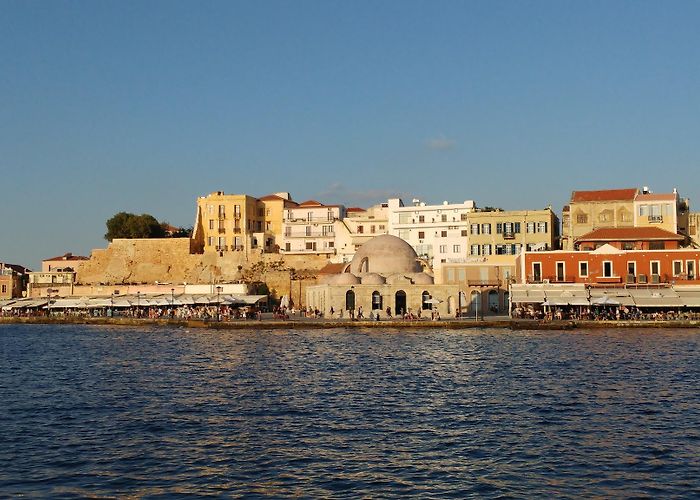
[511,305,700,321]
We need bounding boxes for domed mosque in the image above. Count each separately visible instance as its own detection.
[310,234,462,319]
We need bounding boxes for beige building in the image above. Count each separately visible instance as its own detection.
[689,212,700,248]
[42,252,88,273]
[192,191,295,256]
[333,203,389,263]
[561,187,690,250]
[1,263,29,299]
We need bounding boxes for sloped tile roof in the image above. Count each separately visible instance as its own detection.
[576,227,684,242]
[571,188,638,202]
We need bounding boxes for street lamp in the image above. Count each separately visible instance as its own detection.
[136,291,141,318]
[171,288,175,319]
[216,285,223,321]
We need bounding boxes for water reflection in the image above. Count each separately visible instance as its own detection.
[1,325,699,497]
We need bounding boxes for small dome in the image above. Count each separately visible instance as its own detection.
[350,235,422,275]
[328,273,361,285]
[360,273,386,285]
[410,273,434,285]
[385,274,413,285]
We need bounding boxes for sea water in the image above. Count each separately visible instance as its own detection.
[1,324,699,497]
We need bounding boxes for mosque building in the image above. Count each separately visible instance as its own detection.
[305,234,464,318]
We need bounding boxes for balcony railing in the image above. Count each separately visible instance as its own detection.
[648,215,663,223]
[284,216,337,222]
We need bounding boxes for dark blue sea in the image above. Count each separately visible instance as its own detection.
[1,325,699,498]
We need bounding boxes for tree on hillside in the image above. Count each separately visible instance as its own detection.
[104,212,167,241]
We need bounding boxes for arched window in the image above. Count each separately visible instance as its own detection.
[345,290,355,311]
[359,257,369,273]
[470,290,481,315]
[422,290,432,310]
[488,290,499,313]
[371,291,382,310]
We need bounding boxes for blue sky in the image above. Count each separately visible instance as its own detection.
[2,0,699,269]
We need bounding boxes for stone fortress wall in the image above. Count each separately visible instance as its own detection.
[75,238,327,301]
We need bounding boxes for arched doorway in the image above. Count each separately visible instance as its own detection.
[488,290,499,313]
[470,290,481,316]
[345,290,355,311]
[359,257,369,273]
[395,290,407,317]
[421,290,432,310]
[371,291,382,310]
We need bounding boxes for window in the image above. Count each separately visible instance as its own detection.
[322,225,333,236]
[576,213,588,224]
[471,224,480,235]
[371,225,375,233]
[687,260,696,280]
[650,261,660,277]
[532,262,542,282]
[673,261,683,276]
[453,245,461,253]
[627,261,636,277]
[470,244,480,255]
[537,222,548,233]
[603,261,613,278]
[266,208,271,216]
[513,222,521,233]
[441,231,447,237]
[266,222,271,231]
[207,236,215,247]
[208,204,214,215]
[639,205,649,216]
[496,223,503,234]
[482,244,492,255]
[447,269,455,282]
[418,231,425,239]
[234,205,241,216]
[306,242,316,250]
[422,291,432,310]
[327,209,334,221]
[209,219,215,230]
[284,227,291,237]
[305,226,311,236]
[1,285,6,294]
[439,245,447,253]
[482,223,491,234]
[357,225,364,234]
[328,241,334,248]
[649,241,665,250]
[372,291,382,310]
[579,261,588,277]
[441,214,447,222]
[556,262,565,281]
[460,213,468,221]
[526,222,535,233]
[495,244,506,255]
[504,222,513,234]
[622,242,634,250]
[218,204,226,218]
[599,210,612,222]
[418,215,425,223]
[461,230,468,237]
[378,225,385,230]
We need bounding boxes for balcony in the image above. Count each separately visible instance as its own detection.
[648,215,663,223]
[467,279,501,287]
[215,245,228,252]
[218,228,226,234]
[502,232,515,240]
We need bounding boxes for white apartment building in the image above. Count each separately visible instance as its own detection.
[281,200,346,255]
[387,198,477,270]
[333,203,390,263]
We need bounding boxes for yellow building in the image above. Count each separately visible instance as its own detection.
[465,208,559,256]
[561,187,690,250]
[192,191,295,255]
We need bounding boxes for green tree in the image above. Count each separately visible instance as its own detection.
[104,212,167,241]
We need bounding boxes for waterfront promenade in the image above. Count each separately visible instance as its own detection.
[2,315,700,330]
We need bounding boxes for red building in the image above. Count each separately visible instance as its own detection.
[519,245,700,286]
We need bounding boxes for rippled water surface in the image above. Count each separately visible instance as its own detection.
[1,325,699,498]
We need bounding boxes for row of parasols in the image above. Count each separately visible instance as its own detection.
[0,293,267,311]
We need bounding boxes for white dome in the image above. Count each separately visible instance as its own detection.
[360,273,387,285]
[350,235,422,275]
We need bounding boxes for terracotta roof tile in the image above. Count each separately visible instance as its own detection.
[576,227,684,242]
[635,193,676,202]
[318,263,346,274]
[571,188,638,202]
[346,207,365,213]
[43,253,89,262]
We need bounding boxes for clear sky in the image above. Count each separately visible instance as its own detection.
[2,0,699,269]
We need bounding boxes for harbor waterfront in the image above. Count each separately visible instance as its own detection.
[1,324,698,497]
